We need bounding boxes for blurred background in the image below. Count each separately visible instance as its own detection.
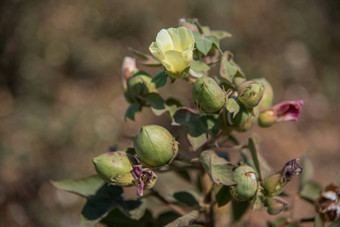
[0,0,339,226]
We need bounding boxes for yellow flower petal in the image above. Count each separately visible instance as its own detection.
[149,27,195,74]
[163,50,189,73]
[149,42,164,62]
[168,26,195,51]
[155,29,174,52]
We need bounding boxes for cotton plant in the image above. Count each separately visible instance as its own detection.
[52,19,340,227]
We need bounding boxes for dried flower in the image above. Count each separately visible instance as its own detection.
[131,165,157,196]
[315,184,340,222]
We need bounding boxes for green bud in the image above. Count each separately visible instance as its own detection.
[231,165,258,201]
[134,125,178,167]
[238,81,264,109]
[93,151,134,186]
[262,173,283,197]
[192,77,226,114]
[125,71,156,102]
[233,76,246,90]
[254,78,274,109]
[264,197,288,215]
[229,104,259,132]
[258,110,276,127]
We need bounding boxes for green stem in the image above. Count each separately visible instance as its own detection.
[157,165,201,173]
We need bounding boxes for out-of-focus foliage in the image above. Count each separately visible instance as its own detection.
[0,0,339,226]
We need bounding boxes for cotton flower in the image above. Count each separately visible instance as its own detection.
[149,27,195,75]
[258,100,304,127]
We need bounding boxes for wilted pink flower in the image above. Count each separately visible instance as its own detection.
[131,165,157,196]
[273,100,304,122]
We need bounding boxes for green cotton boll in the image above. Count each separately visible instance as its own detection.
[134,125,178,167]
[254,78,274,109]
[238,81,265,109]
[126,72,156,102]
[230,165,258,201]
[192,77,226,114]
[92,151,134,186]
[258,110,276,128]
[229,105,259,132]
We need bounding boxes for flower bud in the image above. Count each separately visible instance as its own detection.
[92,151,134,186]
[264,197,288,215]
[254,78,274,109]
[230,165,258,201]
[262,159,303,197]
[192,77,226,114]
[238,81,264,109]
[134,125,178,167]
[258,110,276,127]
[125,72,156,102]
[228,104,259,132]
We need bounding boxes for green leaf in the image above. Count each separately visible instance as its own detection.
[193,32,213,55]
[157,211,181,227]
[329,219,340,227]
[314,214,323,227]
[80,197,115,227]
[165,98,182,119]
[101,208,153,227]
[215,185,232,207]
[146,93,167,116]
[173,108,220,150]
[51,175,106,198]
[207,35,220,49]
[80,184,124,227]
[189,60,210,78]
[116,199,146,220]
[219,51,244,83]
[210,30,232,40]
[299,181,322,203]
[200,150,236,186]
[248,137,262,180]
[130,48,162,67]
[164,210,199,227]
[173,190,200,207]
[226,98,240,118]
[299,153,314,192]
[125,102,141,121]
[152,71,168,88]
[232,200,249,222]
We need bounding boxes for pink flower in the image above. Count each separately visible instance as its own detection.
[259,100,304,127]
[273,100,304,122]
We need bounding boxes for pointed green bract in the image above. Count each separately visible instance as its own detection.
[254,78,274,109]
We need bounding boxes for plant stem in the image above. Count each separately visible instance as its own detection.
[277,217,315,227]
[150,189,187,216]
[157,165,201,173]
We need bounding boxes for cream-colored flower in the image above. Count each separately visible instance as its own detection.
[149,27,195,74]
